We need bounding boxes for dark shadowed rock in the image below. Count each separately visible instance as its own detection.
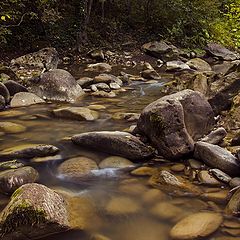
[142,41,180,61]
[4,80,28,96]
[0,96,5,110]
[206,43,239,61]
[0,166,39,194]
[77,77,94,88]
[0,160,24,171]
[208,72,240,114]
[194,141,240,176]
[10,48,59,70]
[0,144,59,160]
[0,183,69,239]
[0,83,10,104]
[141,69,161,80]
[53,107,99,121]
[10,92,45,107]
[71,131,154,161]
[29,69,84,102]
[201,127,227,145]
[137,89,214,159]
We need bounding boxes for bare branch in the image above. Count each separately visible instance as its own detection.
[1,13,29,28]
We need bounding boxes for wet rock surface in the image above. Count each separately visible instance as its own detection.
[0,166,39,194]
[0,183,69,239]
[194,141,240,176]
[10,92,45,107]
[72,131,154,161]
[170,212,223,239]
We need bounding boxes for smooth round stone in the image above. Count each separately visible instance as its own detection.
[229,177,240,188]
[105,196,141,215]
[170,163,185,172]
[0,122,26,133]
[57,157,99,181]
[198,170,223,186]
[170,212,223,239]
[202,190,228,204]
[88,105,106,110]
[99,156,134,169]
[10,92,45,107]
[150,202,183,221]
[223,220,240,229]
[119,183,148,196]
[209,168,232,183]
[131,166,156,176]
[92,91,116,98]
[142,189,167,204]
[53,107,99,121]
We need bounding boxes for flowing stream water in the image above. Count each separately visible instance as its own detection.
[0,64,235,240]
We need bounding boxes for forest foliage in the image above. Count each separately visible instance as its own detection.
[0,0,239,52]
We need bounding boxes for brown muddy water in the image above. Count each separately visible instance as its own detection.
[0,64,238,240]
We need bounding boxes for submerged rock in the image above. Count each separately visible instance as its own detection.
[92,91,116,98]
[10,92,45,107]
[0,166,39,194]
[194,141,240,176]
[0,144,59,160]
[57,157,99,182]
[170,212,223,239]
[53,107,99,121]
[0,183,69,239]
[99,156,134,169]
[137,89,214,159]
[29,69,84,102]
[149,170,201,196]
[71,131,154,161]
[0,122,26,134]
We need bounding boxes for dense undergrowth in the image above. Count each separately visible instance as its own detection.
[0,0,239,54]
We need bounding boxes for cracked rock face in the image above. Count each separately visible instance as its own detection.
[137,89,214,159]
[0,183,69,240]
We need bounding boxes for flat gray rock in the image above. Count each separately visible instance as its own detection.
[194,141,240,176]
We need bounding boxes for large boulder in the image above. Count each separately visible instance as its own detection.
[0,183,69,239]
[71,131,154,161]
[194,141,240,176]
[137,89,214,159]
[205,43,239,61]
[29,69,84,102]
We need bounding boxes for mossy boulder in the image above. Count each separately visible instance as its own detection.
[0,183,69,239]
[137,89,214,160]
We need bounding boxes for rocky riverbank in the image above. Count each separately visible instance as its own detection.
[0,41,239,240]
